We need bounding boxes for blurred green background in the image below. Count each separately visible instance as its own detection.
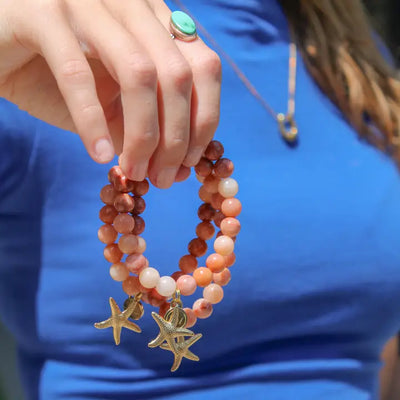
[0,1,399,399]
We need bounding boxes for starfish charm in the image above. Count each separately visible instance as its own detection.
[148,308,194,349]
[94,297,141,345]
[160,334,202,372]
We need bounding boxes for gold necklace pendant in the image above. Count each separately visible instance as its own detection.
[277,113,298,143]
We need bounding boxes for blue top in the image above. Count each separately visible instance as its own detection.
[1,1,400,399]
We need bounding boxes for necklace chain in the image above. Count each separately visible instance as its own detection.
[171,0,299,142]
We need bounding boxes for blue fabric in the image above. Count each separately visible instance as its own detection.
[1,1,400,399]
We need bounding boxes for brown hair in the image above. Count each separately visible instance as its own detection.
[280,0,400,165]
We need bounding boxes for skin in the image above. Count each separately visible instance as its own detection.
[0,0,222,188]
[380,335,400,400]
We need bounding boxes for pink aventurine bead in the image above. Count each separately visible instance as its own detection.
[100,184,117,205]
[132,179,150,196]
[220,217,241,237]
[203,175,220,194]
[118,234,139,254]
[194,157,214,177]
[211,193,225,210]
[214,158,234,178]
[136,236,147,253]
[204,140,224,161]
[139,267,160,289]
[104,244,123,263]
[179,255,198,274]
[176,275,197,296]
[98,224,118,244]
[213,268,231,286]
[193,298,213,319]
[125,253,148,274]
[203,283,224,304]
[109,262,129,282]
[221,198,242,217]
[171,271,184,281]
[132,215,145,235]
[213,210,226,228]
[196,221,215,240]
[184,308,197,328]
[114,193,134,213]
[99,205,119,224]
[113,213,135,234]
[198,185,213,203]
[214,235,234,256]
[132,196,146,214]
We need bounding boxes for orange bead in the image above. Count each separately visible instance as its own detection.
[193,267,213,287]
[203,175,220,194]
[131,215,145,235]
[225,253,236,267]
[221,198,242,217]
[122,276,143,295]
[214,235,234,256]
[206,253,226,273]
[220,217,241,237]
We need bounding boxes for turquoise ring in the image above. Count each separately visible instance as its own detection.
[169,11,197,42]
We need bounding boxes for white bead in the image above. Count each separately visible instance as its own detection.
[214,235,234,256]
[218,178,239,197]
[139,267,160,288]
[156,276,177,297]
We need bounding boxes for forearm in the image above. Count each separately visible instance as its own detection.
[380,334,400,400]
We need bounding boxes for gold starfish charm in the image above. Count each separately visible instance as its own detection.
[160,334,203,372]
[148,308,194,349]
[148,305,202,372]
[94,297,141,345]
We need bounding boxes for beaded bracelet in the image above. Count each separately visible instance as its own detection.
[94,140,241,372]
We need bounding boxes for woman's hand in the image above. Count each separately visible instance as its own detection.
[0,0,221,188]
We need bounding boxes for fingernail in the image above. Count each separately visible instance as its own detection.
[94,138,114,163]
[183,146,204,167]
[157,167,179,188]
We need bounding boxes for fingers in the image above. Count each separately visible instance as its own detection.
[65,1,159,181]
[150,2,222,168]
[105,0,193,188]
[38,8,114,164]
